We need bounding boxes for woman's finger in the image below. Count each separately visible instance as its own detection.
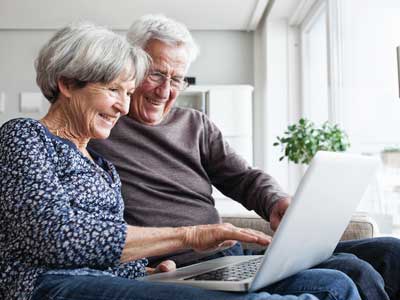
[155,260,176,273]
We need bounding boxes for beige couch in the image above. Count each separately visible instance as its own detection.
[222,212,378,251]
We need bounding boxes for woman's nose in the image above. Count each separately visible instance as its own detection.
[116,94,130,115]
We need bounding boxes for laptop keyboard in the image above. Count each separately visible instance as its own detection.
[184,257,263,281]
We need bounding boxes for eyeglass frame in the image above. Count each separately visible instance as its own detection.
[145,71,189,91]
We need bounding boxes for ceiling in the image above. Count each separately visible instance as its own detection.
[0,0,273,31]
[267,0,300,20]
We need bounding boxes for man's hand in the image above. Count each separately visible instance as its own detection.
[183,223,272,254]
[269,198,291,231]
[146,260,176,275]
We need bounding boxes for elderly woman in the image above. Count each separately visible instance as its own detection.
[0,22,328,300]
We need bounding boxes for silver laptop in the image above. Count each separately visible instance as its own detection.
[140,151,379,292]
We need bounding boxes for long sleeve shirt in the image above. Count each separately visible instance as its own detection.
[0,118,147,300]
[89,107,289,266]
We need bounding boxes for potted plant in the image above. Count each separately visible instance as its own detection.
[273,118,350,164]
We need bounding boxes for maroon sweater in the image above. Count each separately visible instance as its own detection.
[89,107,288,266]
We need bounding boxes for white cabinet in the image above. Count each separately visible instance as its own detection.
[176,85,254,165]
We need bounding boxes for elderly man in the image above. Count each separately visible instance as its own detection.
[89,14,400,300]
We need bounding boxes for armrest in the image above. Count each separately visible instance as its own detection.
[221,212,378,251]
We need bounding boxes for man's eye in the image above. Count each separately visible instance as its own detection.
[172,78,183,84]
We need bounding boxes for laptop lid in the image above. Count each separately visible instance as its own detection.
[250,151,379,291]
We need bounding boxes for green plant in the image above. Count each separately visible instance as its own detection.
[273,118,350,164]
[382,146,400,153]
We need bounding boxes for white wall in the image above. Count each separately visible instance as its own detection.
[340,0,400,153]
[188,31,254,85]
[0,30,53,124]
[265,19,291,191]
[253,16,292,192]
[0,29,254,125]
[253,14,268,172]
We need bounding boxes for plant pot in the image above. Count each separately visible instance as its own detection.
[381,151,400,168]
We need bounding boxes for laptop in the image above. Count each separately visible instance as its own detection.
[140,151,379,292]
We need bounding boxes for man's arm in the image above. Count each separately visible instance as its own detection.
[203,116,290,221]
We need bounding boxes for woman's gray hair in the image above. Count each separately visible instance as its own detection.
[36,22,150,103]
[127,14,199,64]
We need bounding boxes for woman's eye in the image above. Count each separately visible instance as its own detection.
[109,88,118,92]
[150,73,164,80]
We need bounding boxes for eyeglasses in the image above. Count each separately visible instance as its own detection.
[146,71,189,91]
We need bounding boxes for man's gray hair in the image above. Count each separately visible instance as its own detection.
[127,14,199,64]
[36,22,150,103]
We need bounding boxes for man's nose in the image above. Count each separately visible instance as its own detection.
[154,79,171,99]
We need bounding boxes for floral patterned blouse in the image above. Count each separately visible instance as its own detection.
[0,118,148,300]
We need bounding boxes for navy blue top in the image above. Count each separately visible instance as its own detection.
[0,118,148,300]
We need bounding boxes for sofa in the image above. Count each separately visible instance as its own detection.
[221,212,379,251]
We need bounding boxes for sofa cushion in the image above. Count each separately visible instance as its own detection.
[221,212,378,251]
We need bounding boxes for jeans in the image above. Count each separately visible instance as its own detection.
[31,269,360,300]
[193,237,400,300]
[334,237,400,300]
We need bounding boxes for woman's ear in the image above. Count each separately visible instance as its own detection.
[57,77,73,99]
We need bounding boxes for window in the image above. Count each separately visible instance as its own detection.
[300,3,330,126]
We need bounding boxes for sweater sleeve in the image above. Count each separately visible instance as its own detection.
[202,116,290,220]
[0,120,127,269]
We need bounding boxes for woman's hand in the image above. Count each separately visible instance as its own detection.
[146,260,176,275]
[122,223,271,263]
[182,223,272,254]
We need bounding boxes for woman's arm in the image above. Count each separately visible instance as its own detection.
[121,223,271,263]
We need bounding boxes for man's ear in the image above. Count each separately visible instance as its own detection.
[57,77,73,99]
